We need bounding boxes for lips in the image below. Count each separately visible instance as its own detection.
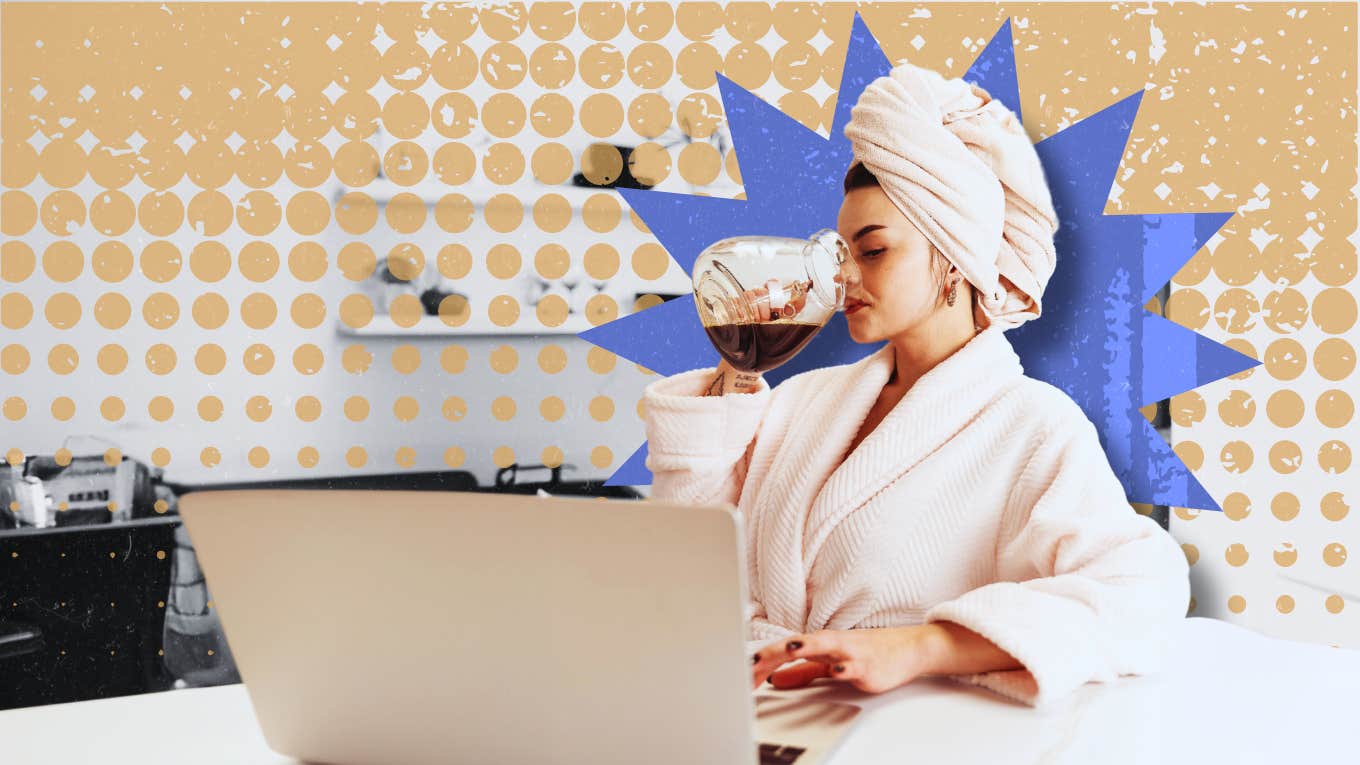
[845,299,868,314]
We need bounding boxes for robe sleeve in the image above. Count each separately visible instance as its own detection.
[640,367,773,509]
[745,600,800,658]
[922,414,1191,708]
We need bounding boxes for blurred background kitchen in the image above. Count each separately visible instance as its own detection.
[1,1,763,708]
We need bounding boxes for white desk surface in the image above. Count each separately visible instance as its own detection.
[2,617,1355,765]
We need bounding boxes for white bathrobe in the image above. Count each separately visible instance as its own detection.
[641,325,1190,707]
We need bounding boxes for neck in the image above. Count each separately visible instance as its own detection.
[885,310,980,391]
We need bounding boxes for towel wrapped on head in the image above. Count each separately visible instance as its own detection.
[844,62,1059,330]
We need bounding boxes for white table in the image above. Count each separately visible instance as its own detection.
[2,617,1355,764]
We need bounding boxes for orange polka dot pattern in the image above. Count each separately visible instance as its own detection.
[1,3,1355,646]
[1122,3,1354,646]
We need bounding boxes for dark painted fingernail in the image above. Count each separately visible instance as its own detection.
[752,653,760,664]
[786,640,802,652]
[832,664,845,673]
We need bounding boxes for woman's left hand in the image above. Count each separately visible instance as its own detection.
[750,625,944,694]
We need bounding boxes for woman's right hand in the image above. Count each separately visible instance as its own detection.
[741,279,812,322]
[704,358,764,396]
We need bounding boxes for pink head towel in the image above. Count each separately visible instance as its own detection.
[844,62,1059,330]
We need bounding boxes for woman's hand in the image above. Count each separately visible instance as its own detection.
[751,626,939,693]
[750,622,1022,694]
[740,279,813,322]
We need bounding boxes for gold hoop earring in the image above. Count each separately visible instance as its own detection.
[946,280,958,307]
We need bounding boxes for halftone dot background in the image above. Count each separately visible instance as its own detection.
[1,2,1355,647]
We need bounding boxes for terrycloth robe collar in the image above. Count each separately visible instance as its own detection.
[751,324,1025,631]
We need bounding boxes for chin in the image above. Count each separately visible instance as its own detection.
[846,317,882,344]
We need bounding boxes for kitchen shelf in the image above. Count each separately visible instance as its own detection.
[337,178,633,209]
[336,314,600,338]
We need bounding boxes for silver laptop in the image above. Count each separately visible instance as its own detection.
[179,489,862,765]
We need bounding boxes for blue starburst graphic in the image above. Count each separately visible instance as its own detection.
[579,13,1258,512]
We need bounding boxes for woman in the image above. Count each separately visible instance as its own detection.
[640,63,1189,708]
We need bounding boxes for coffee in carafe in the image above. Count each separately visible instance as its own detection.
[692,230,857,374]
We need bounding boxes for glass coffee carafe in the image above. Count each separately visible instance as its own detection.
[692,229,857,373]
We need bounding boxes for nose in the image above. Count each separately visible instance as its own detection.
[836,259,861,288]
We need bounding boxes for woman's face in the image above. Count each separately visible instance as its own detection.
[835,185,946,343]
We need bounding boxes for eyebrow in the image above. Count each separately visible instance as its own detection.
[851,224,887,243]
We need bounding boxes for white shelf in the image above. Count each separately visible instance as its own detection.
[337,178,631,209]
[337,175,737,208]
[336,314,600,338]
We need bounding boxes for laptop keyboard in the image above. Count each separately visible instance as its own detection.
[758,742,807,764]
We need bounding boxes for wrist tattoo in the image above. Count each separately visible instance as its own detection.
[704,370,762,396]
[731,372,761,392]
[704,372,727,396]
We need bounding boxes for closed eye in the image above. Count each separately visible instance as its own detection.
[861,248,885,259]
